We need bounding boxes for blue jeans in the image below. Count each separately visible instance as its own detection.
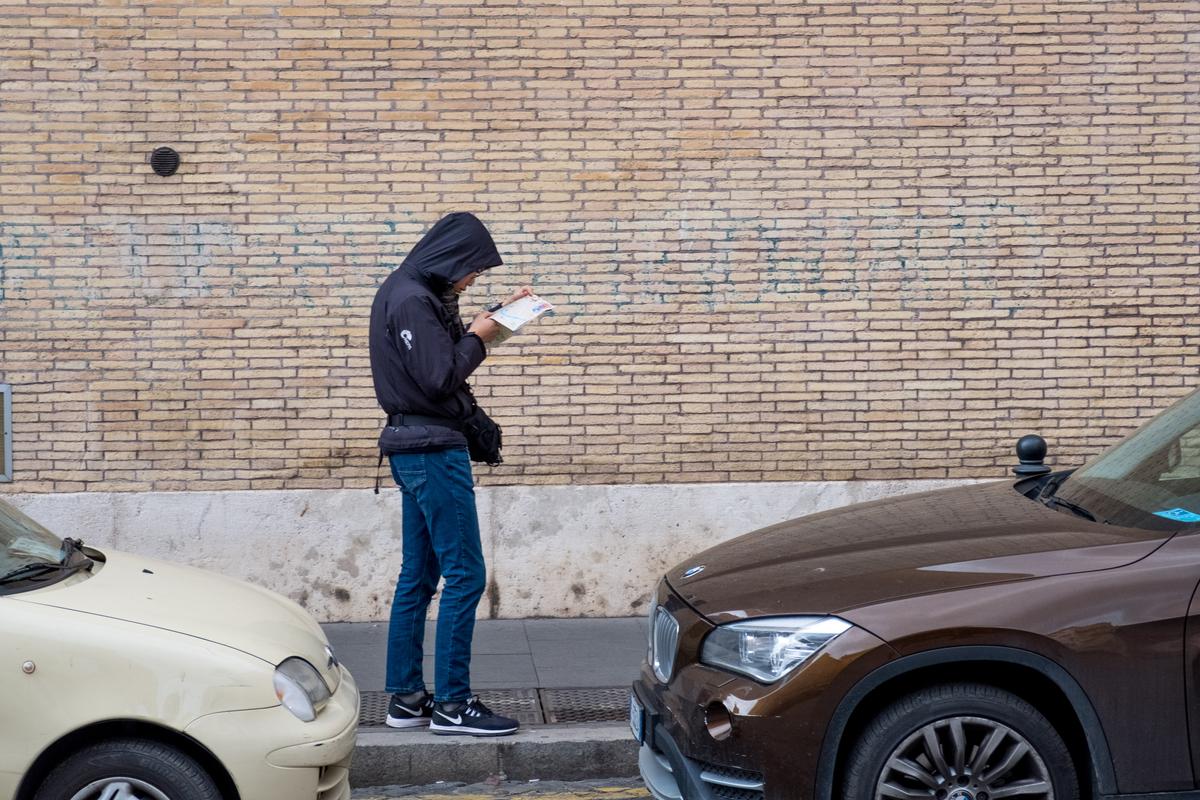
[385,448,486,703]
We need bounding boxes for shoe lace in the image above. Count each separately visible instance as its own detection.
[464,695,494,718]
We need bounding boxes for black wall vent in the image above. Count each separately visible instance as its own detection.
[149,147,180,177]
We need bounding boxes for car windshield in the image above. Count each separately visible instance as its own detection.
[0,498,66,577]
[1055,388,1200,531]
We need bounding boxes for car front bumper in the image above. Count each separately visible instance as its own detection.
[633,663,773,800]
[185,664,359,800]
[632,585,894,800]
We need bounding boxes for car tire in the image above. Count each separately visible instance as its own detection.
[34,738,221,800]
[844,683,1079,800]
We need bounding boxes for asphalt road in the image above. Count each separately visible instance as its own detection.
[353,779,649,800]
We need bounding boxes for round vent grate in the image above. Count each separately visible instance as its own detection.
[149,147,180,177]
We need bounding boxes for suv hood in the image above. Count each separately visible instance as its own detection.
[17,549,338,687]
[670,480,1171,624]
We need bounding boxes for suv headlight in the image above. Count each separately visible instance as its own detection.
[273,657,331,722]
[700,616,852,683]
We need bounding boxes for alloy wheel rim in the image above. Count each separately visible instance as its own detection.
[875,715,1053,800]
[68,778,172,800]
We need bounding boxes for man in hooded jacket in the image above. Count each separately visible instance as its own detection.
[369,212,527,736]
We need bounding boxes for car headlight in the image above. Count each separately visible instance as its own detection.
[273,657,331,722]
[700,616,852,683]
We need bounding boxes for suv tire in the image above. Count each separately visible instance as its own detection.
[844,683,1079,800]
[34,737,221,800]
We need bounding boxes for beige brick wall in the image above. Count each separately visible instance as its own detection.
[0,1,1197,493]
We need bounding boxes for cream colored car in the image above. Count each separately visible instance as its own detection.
[0,498,358,800]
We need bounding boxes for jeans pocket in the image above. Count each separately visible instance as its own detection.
[397,472,427,495]
[389,454,427,493]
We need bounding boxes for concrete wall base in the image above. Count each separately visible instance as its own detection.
[7,479,979,622]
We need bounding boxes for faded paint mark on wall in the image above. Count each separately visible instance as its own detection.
[747,198,1036,312]
[0,224,52,303]
[0,219,428,311]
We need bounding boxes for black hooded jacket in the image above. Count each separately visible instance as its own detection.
[369,213,502,454]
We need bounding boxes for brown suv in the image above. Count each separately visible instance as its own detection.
[632,387,1200,800]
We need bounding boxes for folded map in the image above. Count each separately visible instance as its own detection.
[489,294,554,344]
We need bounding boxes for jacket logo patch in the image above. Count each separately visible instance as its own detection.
[400,330,413,350]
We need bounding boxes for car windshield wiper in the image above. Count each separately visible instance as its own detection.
[1036,473,1109,524]
[1036,473,1068,501]
[1044,494,1106,524]
[0,539,92,587]
[59,537,91,568]
[0,561,68,585]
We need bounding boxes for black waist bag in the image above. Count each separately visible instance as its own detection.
[463,404,503,466]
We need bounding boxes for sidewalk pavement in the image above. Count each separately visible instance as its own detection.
[323,618,648,787]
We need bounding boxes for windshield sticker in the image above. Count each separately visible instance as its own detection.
[1153,508,1200,523]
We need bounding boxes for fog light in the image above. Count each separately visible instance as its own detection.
[705,701,733,741]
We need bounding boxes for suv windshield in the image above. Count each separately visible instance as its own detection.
[1054,388,1200,531]
[0,499,75,593]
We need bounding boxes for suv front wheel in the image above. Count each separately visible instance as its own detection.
[844,683,1079,800]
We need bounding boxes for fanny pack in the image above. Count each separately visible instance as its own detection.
[373,412,473,494]
[372,403,502,495]
[462,402,503,466]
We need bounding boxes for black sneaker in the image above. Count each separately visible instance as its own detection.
[385,690,434,728]
[430,696,520,737]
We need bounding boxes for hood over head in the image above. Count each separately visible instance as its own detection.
[402,212,503,289]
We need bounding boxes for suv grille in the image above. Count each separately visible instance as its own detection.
[651,606,679,682]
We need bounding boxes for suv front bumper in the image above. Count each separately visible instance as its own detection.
[635,714,766,800]
[632,584,894,800]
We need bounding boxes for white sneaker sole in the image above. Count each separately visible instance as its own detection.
[385,714,431,729]
[429,722,519,737]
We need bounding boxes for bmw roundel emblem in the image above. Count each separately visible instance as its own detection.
[682,565,705,579]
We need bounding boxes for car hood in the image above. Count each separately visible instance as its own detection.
[17,549,338,687]
[670,480,1171,624]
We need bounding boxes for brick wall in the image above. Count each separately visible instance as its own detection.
[0,0,1197,493]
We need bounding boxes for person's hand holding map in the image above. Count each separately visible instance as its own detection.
[486,292,554,345]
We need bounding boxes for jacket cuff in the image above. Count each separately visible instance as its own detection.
[462,332,487,360]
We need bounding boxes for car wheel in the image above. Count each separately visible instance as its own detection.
[844,683,1079,800]
[34,738,221,800]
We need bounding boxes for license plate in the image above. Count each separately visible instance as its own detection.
[629,692,644,743]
